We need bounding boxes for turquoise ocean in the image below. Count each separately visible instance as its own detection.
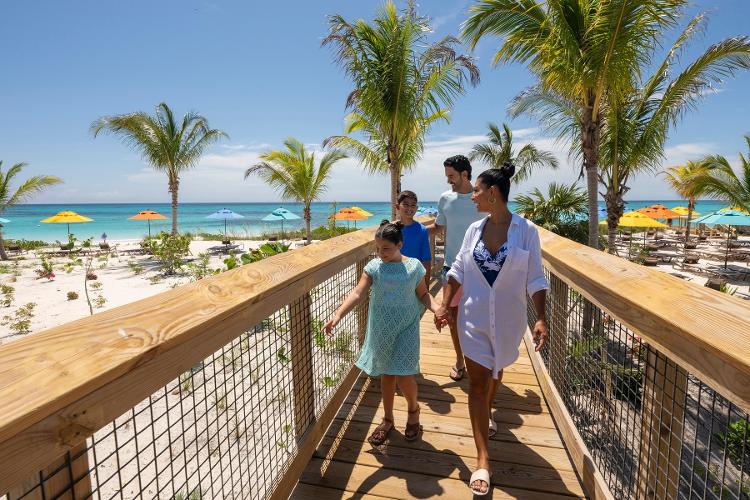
[2,200,732,242]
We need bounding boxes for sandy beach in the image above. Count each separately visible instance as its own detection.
[0,237,314,344]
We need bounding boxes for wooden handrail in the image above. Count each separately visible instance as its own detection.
[0,227,380,492]
[537,227,750,415]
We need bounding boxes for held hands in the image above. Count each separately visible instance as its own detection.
[532,319,549,352]
[433,305,451,331]
[324,313,341,337]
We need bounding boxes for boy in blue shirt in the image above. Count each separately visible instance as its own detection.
[397,190,431,286]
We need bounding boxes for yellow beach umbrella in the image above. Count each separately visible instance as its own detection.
[600,211,667,229]
[41,210,94,237]
[672,206,700,217]
[349,206,374,217]
[720,206,750,214]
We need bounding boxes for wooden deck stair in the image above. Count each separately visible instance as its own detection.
[291,311,587,499]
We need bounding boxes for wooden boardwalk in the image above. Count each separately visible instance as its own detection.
[291,308,587,499]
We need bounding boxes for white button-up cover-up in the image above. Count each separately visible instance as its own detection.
[447,214,549,377]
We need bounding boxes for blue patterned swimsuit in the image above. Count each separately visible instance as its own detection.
[473,239,509,287]
[355,257,425,377]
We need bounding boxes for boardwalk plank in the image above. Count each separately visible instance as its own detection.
[290,298,586,499]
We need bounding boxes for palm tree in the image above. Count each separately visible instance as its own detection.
[91,103,227,234]
[663,160,714,244]
[469,122,558,183]
[324,0,479,219]
[693,135,750,211]
[0,161,62,260]
[463,0,688,247]
[514,182,588,243]
[507,13,750,252]
[245,138,346,243]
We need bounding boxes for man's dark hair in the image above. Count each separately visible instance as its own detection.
[444,155,472,180]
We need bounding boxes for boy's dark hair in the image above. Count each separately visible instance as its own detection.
[477,161,516,202]
[397,190,418,204]
[444,155,472,180]
[376,219,404,245]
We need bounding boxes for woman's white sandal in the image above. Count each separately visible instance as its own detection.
[469,468,491,496]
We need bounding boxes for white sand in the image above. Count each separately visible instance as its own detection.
[0,238,311,344]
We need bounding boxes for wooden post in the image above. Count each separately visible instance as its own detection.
[290,292,315,440]
[548,274,569,385]
[637,349,687,499]
[7,442,91,500]
[355,259,368,346]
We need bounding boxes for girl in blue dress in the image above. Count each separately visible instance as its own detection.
[325,220,440,445]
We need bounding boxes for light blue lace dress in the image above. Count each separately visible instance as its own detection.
[356,257,425,377]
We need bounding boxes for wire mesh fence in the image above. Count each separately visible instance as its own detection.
[4,257,369,500]
[529,271,750,499]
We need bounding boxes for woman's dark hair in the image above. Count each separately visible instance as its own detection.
[397,190,418,204]
[375,219,404,245]
[477,161,516,202]
[443,155,472,180]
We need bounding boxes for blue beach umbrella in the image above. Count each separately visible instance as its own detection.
[261,207,301,238]
[692,210,750,268]
[415,206,438,216]
[206,208,245,237]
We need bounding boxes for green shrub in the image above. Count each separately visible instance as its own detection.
[1,302,36,334]
[67,291,79,301]
[0,285,14,307]
[128,261,145,275]
[716,419,750,470]
[93,295,107,308]
[34,259,55,280]
[146,232,192,275]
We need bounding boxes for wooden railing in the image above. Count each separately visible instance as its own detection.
[0,225,384,499]
[2,221,749,499]
[525,228,750,499]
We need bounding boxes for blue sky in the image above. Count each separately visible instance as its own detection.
[1,0,749,203]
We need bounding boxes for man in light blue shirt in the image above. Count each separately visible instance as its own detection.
[427,155,484,381]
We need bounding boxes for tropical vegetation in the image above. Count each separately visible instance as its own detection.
[245,138,346,243]
[498,9,750,251]
[91,102,227,234]
[0,161,62,260]
[693,135,750,212]
[323,0,479,219]
[463,0,713,247]
[514,182,588,244]
[469,122,558,183]
[663,160,714,243]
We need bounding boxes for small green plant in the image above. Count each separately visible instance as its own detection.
[276,423,293,449]
[716,419,750,470]
[89,281,103,291]
[93,295,107,308]
[276,347,290,364]
[145,232,192,275]
[0,284,14,307]
[67,291,79,301]
[1,302,36,335]
[0,264,10,274]
[214,392,227,411]
[149,275,163,285]
[719,282,738,296]
[322,376,337,388]
[34,259,55,280]
[171,487,202,500]
[179,372,193,394]
[188,253,217,280]
[223,254,239,270]
[128,261,145,275]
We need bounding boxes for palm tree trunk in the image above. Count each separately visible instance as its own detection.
[581,97,601,248]
[684,199,694,243]
[390,165,400,221]
[0,228,8,261]
[605,189,625,255]
[170,181,179,235]
[304,204,312,243]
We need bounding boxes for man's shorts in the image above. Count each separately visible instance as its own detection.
[441,265,462,308]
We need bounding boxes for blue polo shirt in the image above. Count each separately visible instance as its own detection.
[401,221,431,263]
